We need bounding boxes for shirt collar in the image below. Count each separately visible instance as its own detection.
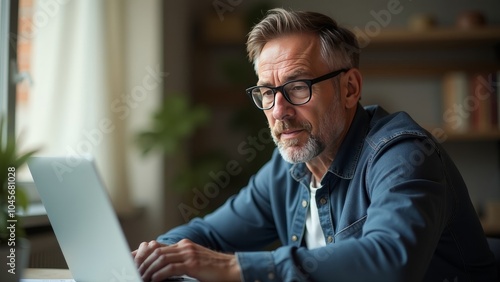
[328,104,369,179]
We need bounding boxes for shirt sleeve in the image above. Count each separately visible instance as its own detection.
[156,154,282,252]
[237,247,309,282]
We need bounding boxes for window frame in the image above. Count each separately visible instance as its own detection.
[0,0,18,140]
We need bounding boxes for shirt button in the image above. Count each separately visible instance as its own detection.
[268,272,275,280]
[291,235,298,242]
[302,200,308,208]
[320,197,327,205]
[327,236,334,243]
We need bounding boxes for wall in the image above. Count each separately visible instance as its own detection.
[123,0,166,246]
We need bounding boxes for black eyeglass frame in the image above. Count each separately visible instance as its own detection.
[246,68,349,110]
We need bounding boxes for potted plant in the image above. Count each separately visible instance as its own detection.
[0,117,37,281]
[136,93,225,193]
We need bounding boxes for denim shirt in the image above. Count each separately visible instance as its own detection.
[157,105,497,282]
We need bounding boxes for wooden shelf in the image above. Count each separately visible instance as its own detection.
[363,27,500,142]
[425,127,500,141]
[357,27,500,76]
[481,219,500,237]
[360,62,500,76]
[358,26,500,49]
[444,130,500,141]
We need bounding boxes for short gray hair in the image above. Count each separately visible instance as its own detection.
[246,8,359,71]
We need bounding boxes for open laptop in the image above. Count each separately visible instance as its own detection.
[28,156,197,282]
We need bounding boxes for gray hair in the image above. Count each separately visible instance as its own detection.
[246,8,359,72]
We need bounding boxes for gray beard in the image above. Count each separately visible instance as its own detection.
[274,134,323,164]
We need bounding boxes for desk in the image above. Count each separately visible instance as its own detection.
[22,268,72,279]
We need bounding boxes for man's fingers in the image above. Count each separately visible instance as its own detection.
[134,240,165,268]
[135,239,241,282]
[140,245,186,281]
[150,262,186,282]
[145,249,197,282]
[133,241,150,266]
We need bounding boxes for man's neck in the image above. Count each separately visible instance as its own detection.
[306,139,338,184]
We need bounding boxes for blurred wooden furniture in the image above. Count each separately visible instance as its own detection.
[22,268,72,279]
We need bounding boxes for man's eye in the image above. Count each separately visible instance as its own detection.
[286,82,308,92]
[262,89,274,96]
[291,85,308,91]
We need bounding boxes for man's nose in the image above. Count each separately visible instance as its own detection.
[272,91,293,120]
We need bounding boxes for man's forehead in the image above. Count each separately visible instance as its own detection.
[255,33,323,82]
[255,37,324,85]
[259,34,318,62]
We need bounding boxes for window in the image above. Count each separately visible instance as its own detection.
[2,0,165,216]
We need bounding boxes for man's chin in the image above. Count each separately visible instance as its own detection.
[277,146,306,164]
[277,142,300,153]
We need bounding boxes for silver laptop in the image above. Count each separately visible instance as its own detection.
[28,157,196,282]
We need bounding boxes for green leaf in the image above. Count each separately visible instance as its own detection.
[0,116,39,244]
[135,94,211,157]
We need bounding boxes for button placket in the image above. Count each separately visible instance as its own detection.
[316,183,335,245]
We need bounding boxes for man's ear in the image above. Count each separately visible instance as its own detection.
[343,68,362,109]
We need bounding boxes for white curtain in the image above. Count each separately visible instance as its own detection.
[25,0,154,215]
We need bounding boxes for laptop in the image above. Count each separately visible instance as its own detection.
[28,156,197,282]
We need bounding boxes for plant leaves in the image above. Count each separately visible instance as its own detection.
[136,94,210,157]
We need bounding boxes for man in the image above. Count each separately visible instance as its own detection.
[133,8,497,282]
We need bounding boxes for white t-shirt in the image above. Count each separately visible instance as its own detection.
[305,181,326,249]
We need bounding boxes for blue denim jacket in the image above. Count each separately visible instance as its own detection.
[158,105,497,281]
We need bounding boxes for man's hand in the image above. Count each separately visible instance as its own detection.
[132,239,241,282]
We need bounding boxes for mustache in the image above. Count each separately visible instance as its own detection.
[272,120,312,136]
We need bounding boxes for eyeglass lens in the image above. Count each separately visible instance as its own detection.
[250,81,311,109]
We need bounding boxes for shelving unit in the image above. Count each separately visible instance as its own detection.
[358,26,500,142]
[192,22,500,142]
[425,128,500,142]
[358,26,500,48]
[359,27,500,73]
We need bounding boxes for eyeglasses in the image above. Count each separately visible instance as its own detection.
[246,69,349,110]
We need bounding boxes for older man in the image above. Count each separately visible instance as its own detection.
[133,8,497,282]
